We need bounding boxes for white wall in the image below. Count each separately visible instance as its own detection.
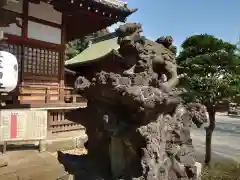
[3,0,23,13]
[27,21,61,44]
[29,2,62,25]
[1,0,23,36]
[2,1,62,44]
[0,17,22,36]
[27,2,62,44]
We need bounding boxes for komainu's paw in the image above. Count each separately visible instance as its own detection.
[159,83,171,93]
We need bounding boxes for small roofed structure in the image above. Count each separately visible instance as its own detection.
[65,32,123,86]
[65,32,120,68]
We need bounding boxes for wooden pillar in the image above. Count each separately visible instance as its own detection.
[22,0,28,38]
[16,0,29,104]
[47,110,52,134]
[59,12,67,102]
[20,0,28,84]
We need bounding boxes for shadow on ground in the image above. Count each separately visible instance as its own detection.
[57,151,112,180]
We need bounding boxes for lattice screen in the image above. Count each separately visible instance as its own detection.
[23,47,59,76]
[0,41,60,78]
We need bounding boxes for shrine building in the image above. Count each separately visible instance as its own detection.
[0,0,136,133]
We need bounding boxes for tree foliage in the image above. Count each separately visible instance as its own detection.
[91,28,109,39]
[177,34,240,164]
[65,38,89,60]
[65,28,109,60]
[236,37,240,56]
[177,34,240,105]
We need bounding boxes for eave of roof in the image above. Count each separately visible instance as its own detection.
[38,0,137,15]
[29,0,137,40]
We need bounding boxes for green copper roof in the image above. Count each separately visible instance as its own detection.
[65,36,119,66]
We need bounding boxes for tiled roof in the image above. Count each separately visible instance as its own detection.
[41,0,137,16]
[65,33,119,66]
[93,0,131,12]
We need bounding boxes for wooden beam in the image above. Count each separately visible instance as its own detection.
[3,9,61,29]
[28,16,61,28]
[22,0,28,37]
[5,34,64,50]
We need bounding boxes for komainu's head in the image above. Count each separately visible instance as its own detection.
[187,103,209,128]
[156,36,173,49]
[116,22,144,48]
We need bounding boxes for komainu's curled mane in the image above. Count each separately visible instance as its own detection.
[116,22,179,93]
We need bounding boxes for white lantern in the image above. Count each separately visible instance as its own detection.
[0,51,18,93]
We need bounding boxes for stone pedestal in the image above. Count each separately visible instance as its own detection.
[0,154,7,168]
[39,139,47,152]
[195,162,202,180]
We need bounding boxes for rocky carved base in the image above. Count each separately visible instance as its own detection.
[59,78,207,179]
[58,110,203,179]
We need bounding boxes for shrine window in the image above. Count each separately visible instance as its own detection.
[0,39,60,79]
[23,46,59,76]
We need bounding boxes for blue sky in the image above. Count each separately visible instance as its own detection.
[109,0,240,49]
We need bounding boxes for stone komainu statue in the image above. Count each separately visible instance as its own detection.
[59,22,207,180]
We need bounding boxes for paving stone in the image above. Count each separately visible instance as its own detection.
[0,130,87,180]
[16,165,66,180]
[0,165,18,176]
[0,173,18,180]
[0,156,8,168]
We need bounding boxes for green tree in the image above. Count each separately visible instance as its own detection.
[65,38,89,60]
[91,28,109,38]
[65,28,109,59]
[177,34,240,164]
[236,36,240,55]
